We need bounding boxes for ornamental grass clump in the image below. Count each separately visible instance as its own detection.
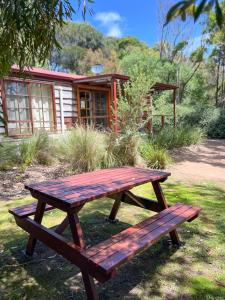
[139,141,171,169]
[57,125,107,172]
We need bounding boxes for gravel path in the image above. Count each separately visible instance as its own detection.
[168,139,225,186]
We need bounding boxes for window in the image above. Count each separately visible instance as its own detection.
[79,90,109,128]
[5,81,32,135]
[31,84,54,132]
[4,80,55,136]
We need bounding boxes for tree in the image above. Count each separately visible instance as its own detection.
[50,22,104,73]
[166,0,223,27]
[0,0,94,76]
[116,67,155,134]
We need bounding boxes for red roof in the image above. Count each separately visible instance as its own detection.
[11,65,84,81]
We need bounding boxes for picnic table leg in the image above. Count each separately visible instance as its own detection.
[25,200,46,256]
[67,209,99,300]
[108,192,124,221]
[152,181,180,246]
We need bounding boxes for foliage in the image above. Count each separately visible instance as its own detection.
[116,67,155,134]
[19,131,55,167]
[0,1,93,76]
[0,131,54,170]
[56,126,107,172]
[105,133,141,167]
[50,21,121,74]
[140,141,171,169]
[166,0,223,27]
[0,142,19,170]
[207,109,225,138]
[150,126,203,150]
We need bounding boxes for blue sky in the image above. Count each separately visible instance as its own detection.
[73,0,204,49]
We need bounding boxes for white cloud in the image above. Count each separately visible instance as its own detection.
[94,12,122,25]
[94,11,123,38]
[107,24,122,38]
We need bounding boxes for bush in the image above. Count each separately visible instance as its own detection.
[151,126,203,150]
[207,109,225,138]
[19,131,55,167]
[106,133,140,167]
[57,126,107,172]
[0,131,55,170]
[139,142,171,169]
[0,142,19,170]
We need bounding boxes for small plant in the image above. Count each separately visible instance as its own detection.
[140,142,171,169]
[0,142,19,170]
[19,131,55,168]
[57,126,107,172]
[151,126,203,150]
[105,132,141,167]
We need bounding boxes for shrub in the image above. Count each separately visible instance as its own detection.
[57,126,107,172]
[19,131,55,167]
[0,142,19,170]
[207,109,225,138]
[151,126,203,150]
[139,142,171,169]
[105,132,140,167]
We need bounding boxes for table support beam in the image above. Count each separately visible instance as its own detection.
[152,181,180,245]
[25,200,46,256]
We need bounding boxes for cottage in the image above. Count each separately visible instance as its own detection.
[0,66,177,137]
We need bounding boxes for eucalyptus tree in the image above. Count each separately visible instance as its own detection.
[0,0,94,76]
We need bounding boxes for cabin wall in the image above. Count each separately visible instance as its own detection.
[54,84,78,130]
[1,75,78,137]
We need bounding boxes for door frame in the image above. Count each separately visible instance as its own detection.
[76,84,111,129]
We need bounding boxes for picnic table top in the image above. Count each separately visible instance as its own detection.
[25,167,170,208]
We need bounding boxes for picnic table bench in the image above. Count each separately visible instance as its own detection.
[9,167,201,300]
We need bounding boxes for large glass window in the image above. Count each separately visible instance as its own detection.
[31,84,54,131]
[5,81,32,135]
[79,90,109,128]
[4,80,54,136]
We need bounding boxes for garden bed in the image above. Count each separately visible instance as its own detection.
[0,163,71,200]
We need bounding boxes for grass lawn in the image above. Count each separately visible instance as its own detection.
[0,180,225,299]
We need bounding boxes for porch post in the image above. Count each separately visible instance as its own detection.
[59,87,65,133]
[173,88,176,128]
[111,79,118,133]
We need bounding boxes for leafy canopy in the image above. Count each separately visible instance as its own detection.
[166,0,223,28]
[0,0,94,76]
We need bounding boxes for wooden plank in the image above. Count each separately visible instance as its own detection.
[14,216,113,283]
[108,193,124,221]
[152,181,180,245]
[9,202,54,218]
[96,205,201,273]
[25,200,46,256]
[26,167,170,192]
[88,204,191,264]
[85,204,183,258]
[25,167,170,209]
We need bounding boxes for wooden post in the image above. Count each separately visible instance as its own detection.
[26,200,46,255]
[152,181,180,245]
[173,89,176,128]
[67,210,98,300]
[161,115,165,130]
[111,78,118,133]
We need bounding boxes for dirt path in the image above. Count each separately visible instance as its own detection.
[168,139,225,185]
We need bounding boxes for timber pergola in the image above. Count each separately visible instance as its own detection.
[74,74,178,132]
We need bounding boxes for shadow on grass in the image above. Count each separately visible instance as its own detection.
[2,186,225,300]
[3,209,181,300]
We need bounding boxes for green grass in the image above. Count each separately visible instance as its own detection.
[0,181,225,299]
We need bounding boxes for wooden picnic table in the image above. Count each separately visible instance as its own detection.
[9,167,201,300]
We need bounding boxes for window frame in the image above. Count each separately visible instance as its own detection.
[2,78,57,137]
